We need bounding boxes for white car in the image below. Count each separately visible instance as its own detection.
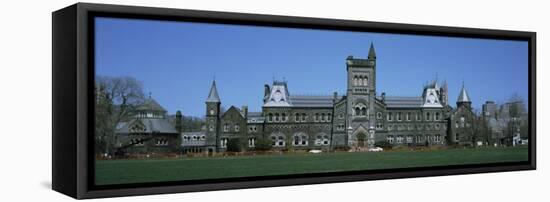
[308,149,323,154]
[368,147,384,152]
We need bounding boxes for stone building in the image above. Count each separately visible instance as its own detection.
[115,96,180,153]
[197,43,477,152]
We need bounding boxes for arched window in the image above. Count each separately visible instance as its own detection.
[327,113,332,122]
[321,113,326,122]
[274,113,280,122]
[361,107,367,116]
[223,123,229,132]
[435,112,440,121]
[234,124,240,132]
[377,112,382,119]
[281,113,287,122]
[301,113,307,122]
[292,133,308,146]
[363,76,368,86]
[295,113,300,122]
[268,113,273,122]
[426,112,431,121]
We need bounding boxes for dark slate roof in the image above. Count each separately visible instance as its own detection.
[384,96,423,108]
[116,118,178,134]
[368,42,376,58]
[136,98,166,112]
[206,80,221,102]
[289,95,341,107]
[247,112,264,123]
[457,85,472,103]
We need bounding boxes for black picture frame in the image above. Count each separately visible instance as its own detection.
[52,3,536,199]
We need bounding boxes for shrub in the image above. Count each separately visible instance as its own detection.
[375,141,393,149]
[254,138,273,151]
[226,138,242,152]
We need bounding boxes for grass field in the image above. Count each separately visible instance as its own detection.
[95,146,528,185]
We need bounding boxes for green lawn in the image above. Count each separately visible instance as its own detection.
[95,146,528,185]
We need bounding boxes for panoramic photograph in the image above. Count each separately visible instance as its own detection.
[93,17,529,186]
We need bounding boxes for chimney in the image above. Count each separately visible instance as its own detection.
[381,92,386,103]
[242,105,248,119]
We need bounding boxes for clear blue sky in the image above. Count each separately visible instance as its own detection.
[95,17,528,117]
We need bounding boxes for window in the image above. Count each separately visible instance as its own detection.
[302,113,307,122]
[321,113,326,122]
[406,112,411,121]
[339,113,344,119]
[337,124,345,131]
[397,112,402,121]
[396,136,403,143]
[376,123,383,130]
[460,116,465,127]
[315,134,330,146]
[323,135,330,145]
[268,113,273,122]
[435,124,440,130]
[377,112,382,119]
[220,138,228,148]
[455,133,459,141]
[416,113,420,121]
[435,112,440,121]
[223,124,229,132]
[281,113,287,122]
[293,134,308,146]
[156,138,168,146]
[455,121,459,128]
[426,112,431,121]
[274,113,280,122]
[209,125,214,131]
[314,113,319,122]
[387,136,394,143]
[249,126,257,132]
[406,135,413,143]
[271,134,285,147]
[434,135,442,142]
[182,135,188,142]
[234,124,240,132]
[201,135,206,140]
[388,125,393,131]
[248,137,256,147]
[192,135,198,140]
[327,113,332,122]
[295,113,300,122]
[416,135,424,143]
[388,112,393,121]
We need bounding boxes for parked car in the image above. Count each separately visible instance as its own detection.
[308,149,323,154]
[368,147,384,152]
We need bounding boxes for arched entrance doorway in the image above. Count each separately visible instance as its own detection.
[357,133,366,147]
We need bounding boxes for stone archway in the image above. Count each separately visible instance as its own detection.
[357,133,366,147]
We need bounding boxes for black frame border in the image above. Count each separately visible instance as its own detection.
[52,3,536,199]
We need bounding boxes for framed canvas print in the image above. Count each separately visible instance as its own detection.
[52,3,536,199]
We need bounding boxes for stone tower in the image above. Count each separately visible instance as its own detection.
[205,80,221,151]
[457,83,472,110]
[345,43,377,148]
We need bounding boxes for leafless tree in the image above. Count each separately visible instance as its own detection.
[95,76,145,155]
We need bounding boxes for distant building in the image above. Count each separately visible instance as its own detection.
[115,96,180,153]
[482,100,528,146]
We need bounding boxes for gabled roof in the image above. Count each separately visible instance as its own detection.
[457,85,471,103]
[206,80,221,103]
[116,118,177,134]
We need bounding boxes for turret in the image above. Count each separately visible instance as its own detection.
[456,83,472,109]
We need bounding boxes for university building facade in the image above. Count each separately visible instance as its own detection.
[114,44,481,154]
[194,43,478,153]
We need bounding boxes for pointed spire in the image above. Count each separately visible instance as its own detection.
[457,83,471,103]
[206,80,220,103]
[368,42,376,59]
